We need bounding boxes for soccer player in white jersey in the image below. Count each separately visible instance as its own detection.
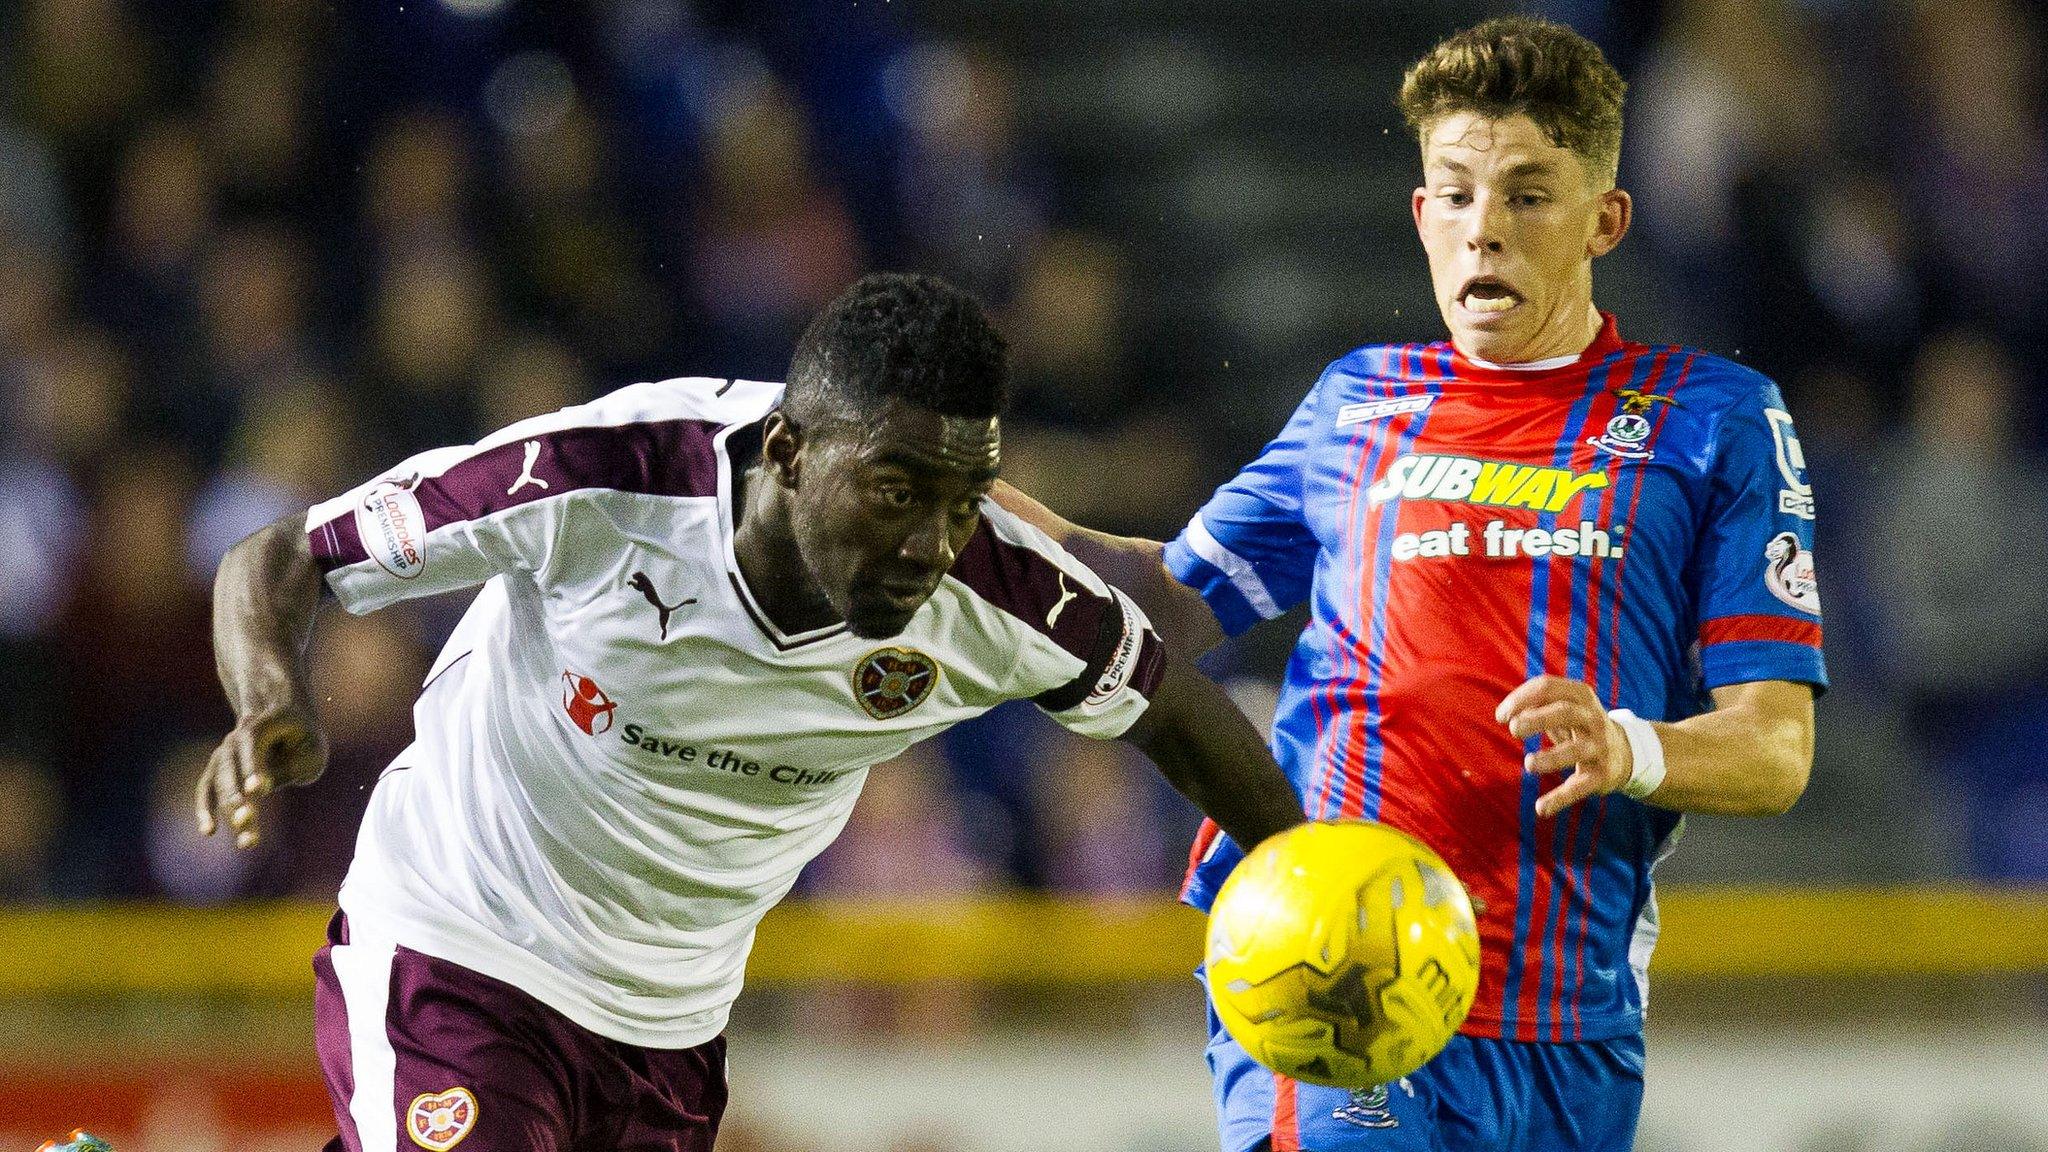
[198,274,1303,1152]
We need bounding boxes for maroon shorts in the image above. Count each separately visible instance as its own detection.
[312,913,726,1152]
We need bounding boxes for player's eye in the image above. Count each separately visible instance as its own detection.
[1513,192,1548,207]
[1441,190,1471,207]
[877,486,916,508]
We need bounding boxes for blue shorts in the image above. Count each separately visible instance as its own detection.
[1205,982,1644,1152]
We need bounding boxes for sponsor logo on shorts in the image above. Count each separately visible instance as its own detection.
[355,478,426,579]
[1085,593,1144,706]
[1369,454,1609,513]
[1766,408,1815,519]
[851,648,938,720]
[407,1087,478,1151]
[562,670,618,735]
[1336,395,1435,427]
[1764,532,1821,615]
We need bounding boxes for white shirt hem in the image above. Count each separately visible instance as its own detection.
[337,882,732,1052]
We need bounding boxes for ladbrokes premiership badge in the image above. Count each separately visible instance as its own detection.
[408,1087,478,1151]
[355,475,427,579]
[851,648,938,719]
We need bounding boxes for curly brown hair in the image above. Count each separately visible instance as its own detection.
[1397,17,1627,182]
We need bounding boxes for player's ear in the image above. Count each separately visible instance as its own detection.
[1588,186,1631,258]
[761,412,803,487]
[1411,140,1435,233]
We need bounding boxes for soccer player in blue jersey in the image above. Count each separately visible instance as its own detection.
[1000,17,1822,1152]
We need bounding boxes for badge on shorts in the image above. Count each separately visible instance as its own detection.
[851,647,938,720]
[1333,1083,1399,1129]
[408,1087,478,1151]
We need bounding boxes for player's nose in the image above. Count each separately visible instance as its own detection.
[1464,197,1508,253]
[1464,224,1506,254]
[896,510,955,574]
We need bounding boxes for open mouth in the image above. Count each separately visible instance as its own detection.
[1458,276,1523,315]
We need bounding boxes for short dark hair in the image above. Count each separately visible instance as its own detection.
[785,272,1009,423]
[1397,17,1627,182]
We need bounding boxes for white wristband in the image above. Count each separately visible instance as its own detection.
[1608,709,1667,800]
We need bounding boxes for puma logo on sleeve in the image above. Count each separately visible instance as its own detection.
[1047,571,1080,628]
[507,440,551,495]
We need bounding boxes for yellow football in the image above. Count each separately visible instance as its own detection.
[1205,820,1481,1089]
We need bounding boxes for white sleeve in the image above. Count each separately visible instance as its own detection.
[306,378,762,614]
[947,504,1166,741]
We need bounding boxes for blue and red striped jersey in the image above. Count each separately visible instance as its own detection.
[1166,315,1826,1042]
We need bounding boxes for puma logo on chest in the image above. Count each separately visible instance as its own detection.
[629,571,697,639]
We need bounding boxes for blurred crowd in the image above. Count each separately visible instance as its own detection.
[0,0,1189,905]
[1620,0,2048,881]
[0,0,2044,909]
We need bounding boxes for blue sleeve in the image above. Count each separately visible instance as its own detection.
[1162,375,1324,637]
[1690,377,1828,692]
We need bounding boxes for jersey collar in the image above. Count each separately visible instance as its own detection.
[1445,312,1624,384]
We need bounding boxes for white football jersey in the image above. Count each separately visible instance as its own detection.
[305,378,1163,1048]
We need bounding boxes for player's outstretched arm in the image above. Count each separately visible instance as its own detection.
[198,514,331,849]
[1120,654,1303,850]
[1498,676,1813,819]
[992,481,1226,658]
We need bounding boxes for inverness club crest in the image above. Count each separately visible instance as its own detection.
[1589,387,1679,461]
[851,648,939,719]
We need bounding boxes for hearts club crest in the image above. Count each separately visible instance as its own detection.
[407,1087,478,1151]
[852,648,939,720]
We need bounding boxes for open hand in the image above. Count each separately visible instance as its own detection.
[1495,676,1631,819]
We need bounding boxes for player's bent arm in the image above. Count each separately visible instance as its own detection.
[1120,654,1304,849]
[992,480,1226,657]
[198,514,331,849]
[1502,675,1813,819]
[1631,679,1813,817]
